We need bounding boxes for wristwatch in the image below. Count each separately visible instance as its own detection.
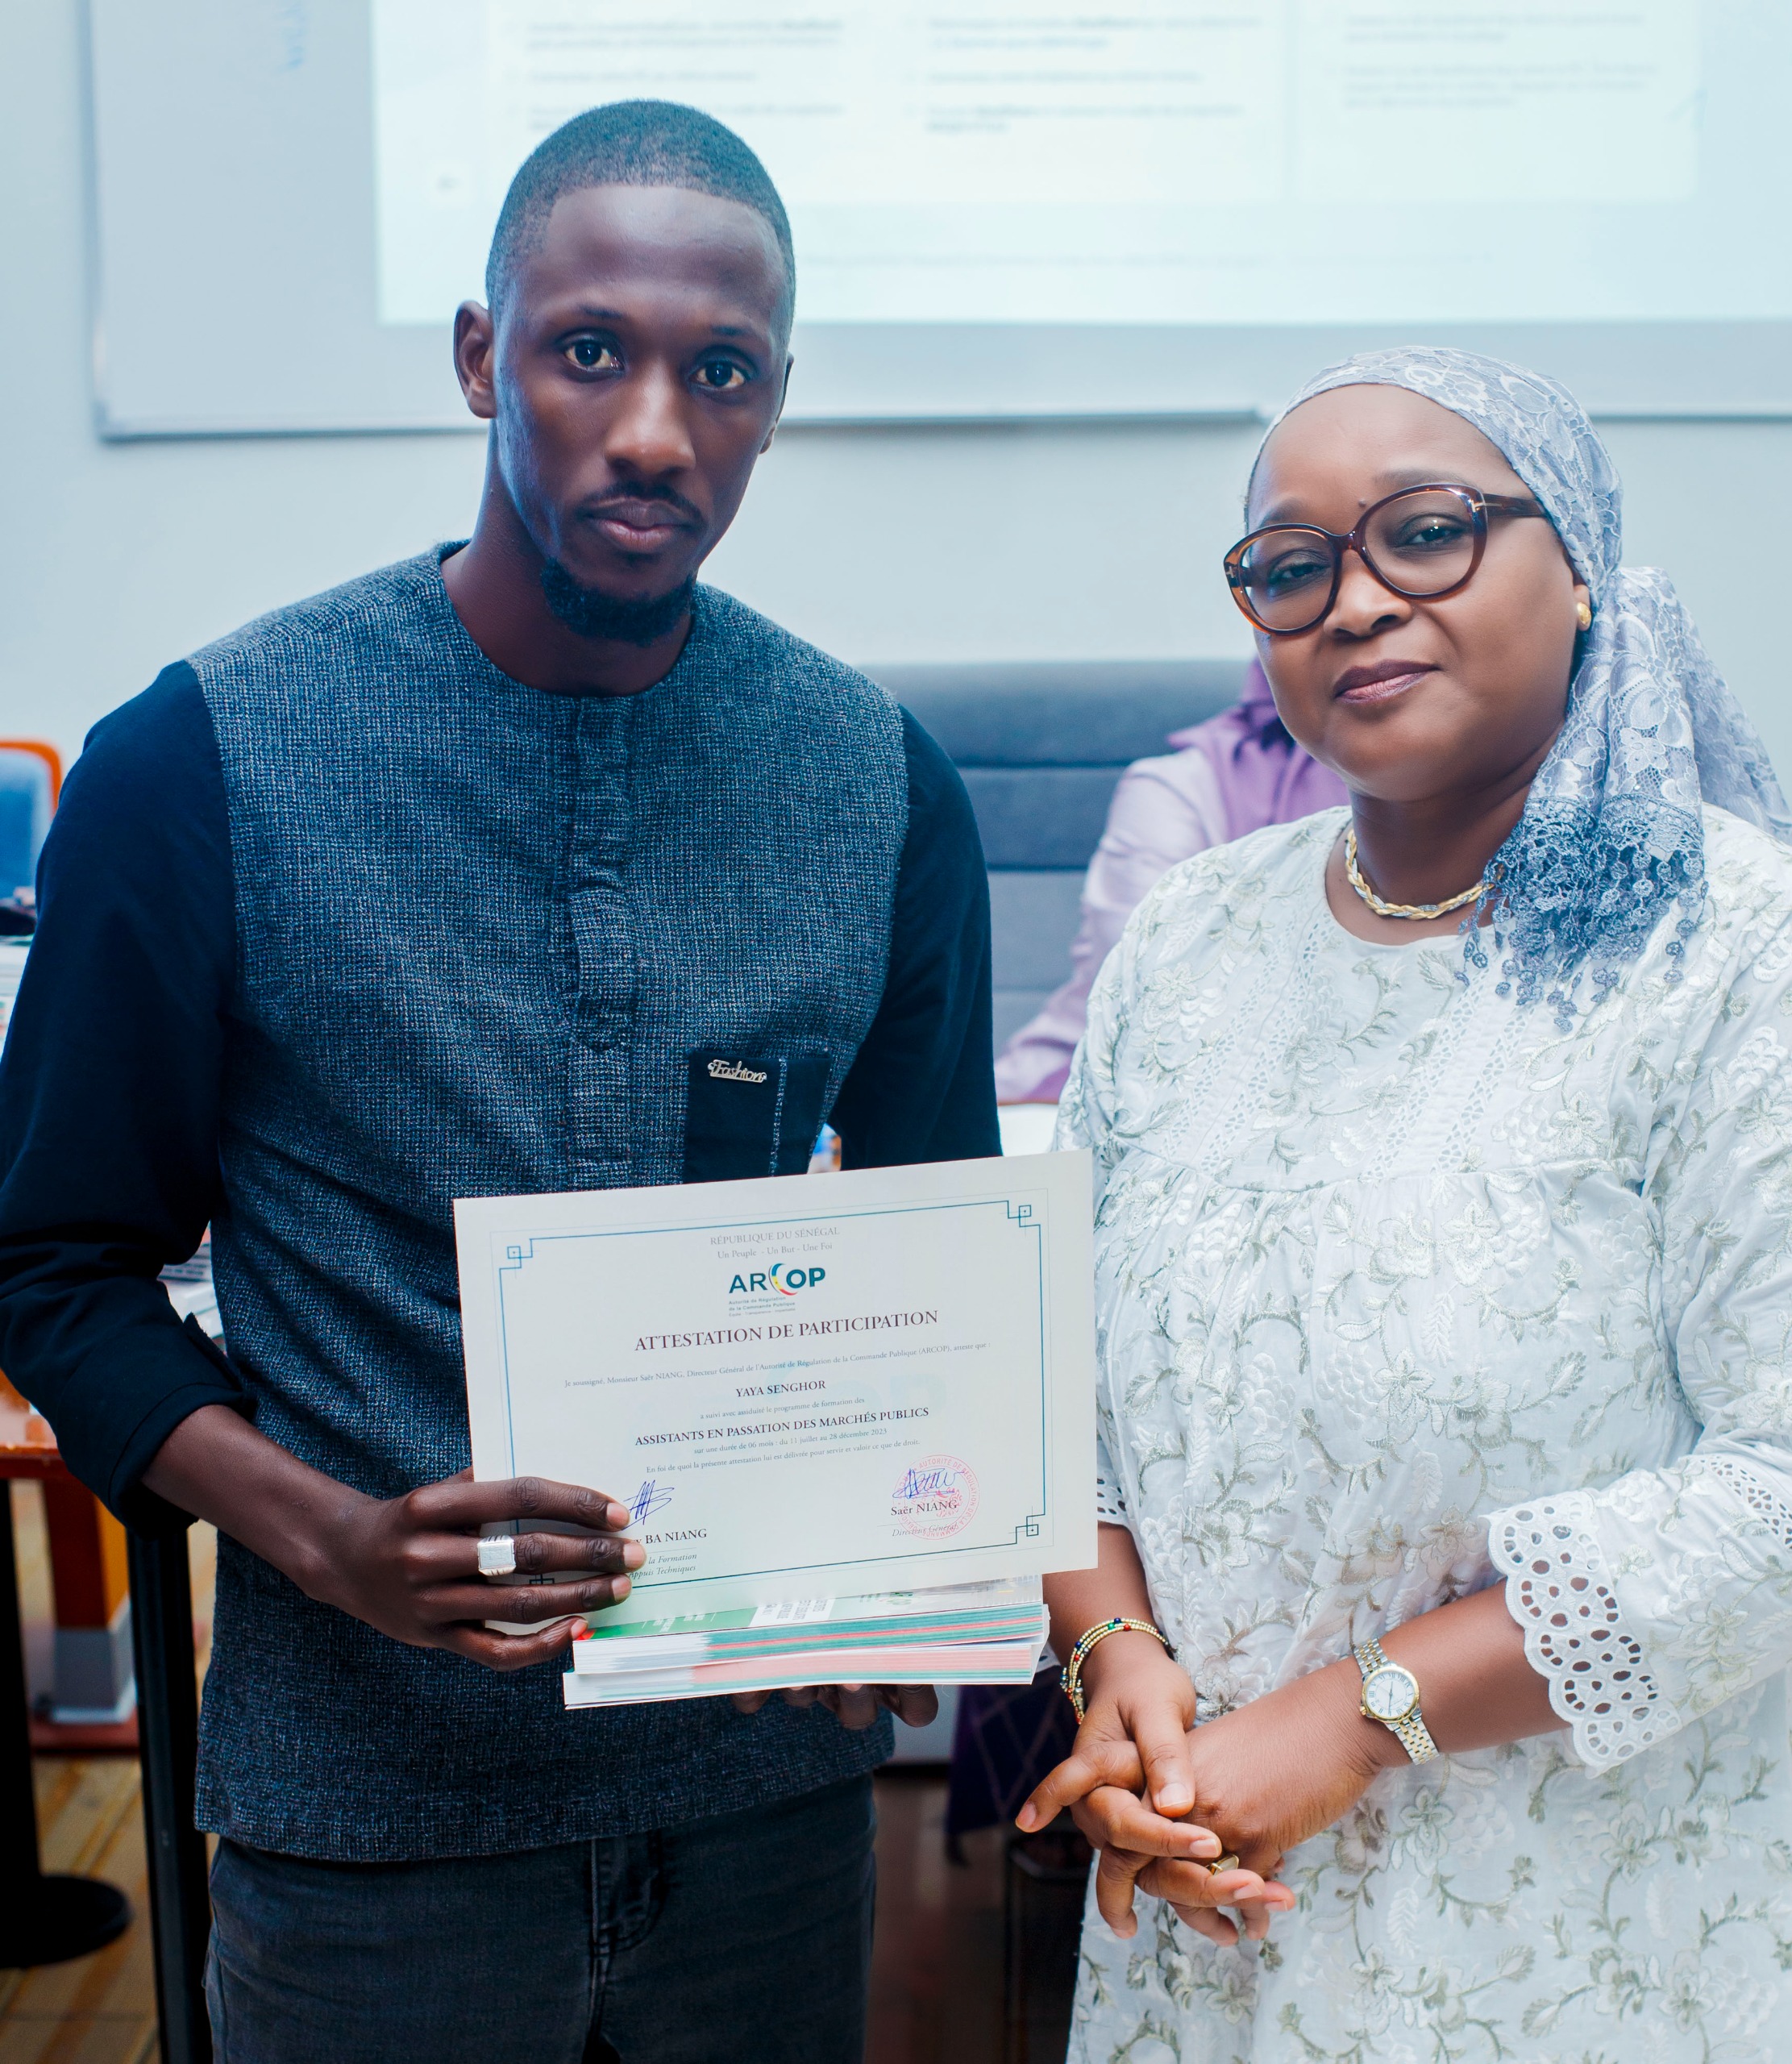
[1353,1637,1438,1763]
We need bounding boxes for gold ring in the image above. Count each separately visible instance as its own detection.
[1208,1853,1241,1876]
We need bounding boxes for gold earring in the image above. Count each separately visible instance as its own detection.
[1575,601,1593,630]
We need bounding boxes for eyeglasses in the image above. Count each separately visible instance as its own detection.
[1223,482,1549,635]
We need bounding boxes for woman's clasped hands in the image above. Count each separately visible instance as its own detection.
[1016,1631,1397,1949]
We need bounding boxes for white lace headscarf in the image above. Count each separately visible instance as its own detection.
[1260,347,1791,1023]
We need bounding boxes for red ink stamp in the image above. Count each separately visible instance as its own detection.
[891,1453,979,1538]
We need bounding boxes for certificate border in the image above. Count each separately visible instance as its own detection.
[489,1195,1051,1596]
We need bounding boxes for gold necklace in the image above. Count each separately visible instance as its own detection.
[1344,826,1488,921]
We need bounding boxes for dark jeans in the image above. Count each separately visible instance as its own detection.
[206,1775,876,2064]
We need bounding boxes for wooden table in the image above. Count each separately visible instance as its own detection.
[2,1377,211,2064]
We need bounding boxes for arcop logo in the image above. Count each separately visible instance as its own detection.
[727,1263,826,1298]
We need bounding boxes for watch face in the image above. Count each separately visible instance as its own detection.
[1364,1663,1419,1723]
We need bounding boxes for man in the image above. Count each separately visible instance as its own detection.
[0,102,995,2062]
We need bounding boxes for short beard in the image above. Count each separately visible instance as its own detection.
[539,562,696,647]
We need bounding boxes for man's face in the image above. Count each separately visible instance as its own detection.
[461,183,792,608]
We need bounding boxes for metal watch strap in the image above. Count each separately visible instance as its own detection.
[1355,1636,1440,1764]
[1392,1711,1439,1763]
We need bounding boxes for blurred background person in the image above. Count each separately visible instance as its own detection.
[994,664,1345,1105]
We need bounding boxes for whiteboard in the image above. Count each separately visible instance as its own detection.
[87,0,1792,437]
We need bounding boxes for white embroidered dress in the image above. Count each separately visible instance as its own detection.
[1064,804,1792,2064]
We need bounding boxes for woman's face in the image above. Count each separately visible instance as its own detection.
[1245,385,1590,807]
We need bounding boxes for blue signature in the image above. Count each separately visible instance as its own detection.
[896,1466,962,1500]
[628,1479,676,1525]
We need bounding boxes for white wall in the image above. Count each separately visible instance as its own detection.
[6,0,1790,780]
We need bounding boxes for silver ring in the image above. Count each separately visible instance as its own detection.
[477,1533,518,1577]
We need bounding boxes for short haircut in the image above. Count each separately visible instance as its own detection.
[485,100,796,327]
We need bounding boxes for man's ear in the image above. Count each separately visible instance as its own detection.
[454,302,499,422]
[760,353,795,455]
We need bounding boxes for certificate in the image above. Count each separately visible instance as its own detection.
[455,1152,1096,1621]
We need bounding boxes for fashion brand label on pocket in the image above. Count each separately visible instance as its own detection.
[706,1059,768,1084]
[683,1050,830,1184]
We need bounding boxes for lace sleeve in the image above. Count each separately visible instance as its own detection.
[1095,1425,1128,1524]
[1488,1494,1678,1766]
[1488,886,1792,1769]
[1052,880,1141,1164]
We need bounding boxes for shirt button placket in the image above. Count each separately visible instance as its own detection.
[564,694,637,1188]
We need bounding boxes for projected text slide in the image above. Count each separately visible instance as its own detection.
[373,2,1761,329]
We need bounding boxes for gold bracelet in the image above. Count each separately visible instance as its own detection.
[1060,1617,1173,1721]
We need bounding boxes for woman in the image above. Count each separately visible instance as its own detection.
[993,667,1345,1105]
[1023,347,1792,2062]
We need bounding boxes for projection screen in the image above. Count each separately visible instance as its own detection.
[87,0,1792,435]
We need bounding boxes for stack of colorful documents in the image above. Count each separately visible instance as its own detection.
[562,1579,1048,1708]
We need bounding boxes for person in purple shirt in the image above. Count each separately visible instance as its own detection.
[995,662,1346,1104]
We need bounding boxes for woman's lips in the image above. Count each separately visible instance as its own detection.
[1333,664,1436,705]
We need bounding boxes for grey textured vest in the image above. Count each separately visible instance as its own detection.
[189,553,909,1859]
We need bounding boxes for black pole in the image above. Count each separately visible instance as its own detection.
[0,1482,131,1966]
[127,1526,212,2064]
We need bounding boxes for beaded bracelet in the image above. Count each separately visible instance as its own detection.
[1060,1617,1173,1721]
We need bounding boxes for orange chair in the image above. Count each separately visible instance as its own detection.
[0,740,60,906]
[0,740,63,806]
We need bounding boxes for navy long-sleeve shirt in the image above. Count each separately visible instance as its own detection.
[0,559,1002,1861]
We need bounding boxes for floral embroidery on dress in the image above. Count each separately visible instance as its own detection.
[1062,805,1792,2064]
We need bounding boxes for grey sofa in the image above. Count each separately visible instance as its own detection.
[870,661,1252,1051]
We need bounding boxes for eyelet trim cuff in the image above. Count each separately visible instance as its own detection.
[1700,1454,1792,1551]
[1489,1494,1678,1767]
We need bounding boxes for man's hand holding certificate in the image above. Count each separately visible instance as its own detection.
[455,1153,1096,1708]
